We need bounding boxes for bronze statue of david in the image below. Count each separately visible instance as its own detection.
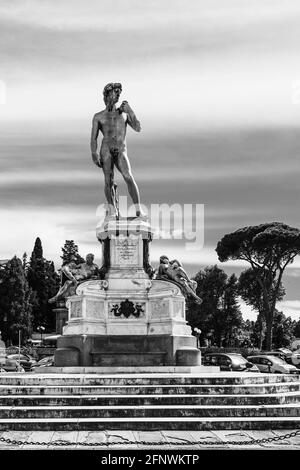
[90,82,142,217]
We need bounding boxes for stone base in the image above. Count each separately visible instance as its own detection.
[34,365,218,374]
[55,334,201,367]
[54,306,68,335]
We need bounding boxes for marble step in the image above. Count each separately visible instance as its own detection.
[34,366,218,375]
[0,382,299,395]
[0,391,299,406]
[2,372,300,386]
[0,404,299,419]
[0,416,299,431]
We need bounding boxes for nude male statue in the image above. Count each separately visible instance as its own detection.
[90,82,142,217]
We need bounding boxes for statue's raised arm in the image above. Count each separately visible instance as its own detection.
[120,100,141,132]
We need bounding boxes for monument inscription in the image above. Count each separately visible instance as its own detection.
[114,237,139,266]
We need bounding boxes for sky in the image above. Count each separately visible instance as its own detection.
[1,0,300,321]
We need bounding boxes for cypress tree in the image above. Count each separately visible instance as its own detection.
[27,238,59,331]
[0,256,34,344]
[61,240,84,264]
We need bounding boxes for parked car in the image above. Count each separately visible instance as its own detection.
[7,353,36,372]
[290,350,300,368]
[274,348,293,357]
[42,335,59,348]
[0,368,6,373]
[31,355,54,369]
[203,353,260,372]
[1,357,25,372]
[26,339,42,347]
[246,355,299,374]
[272,348,294,364]
[257,351,286,360]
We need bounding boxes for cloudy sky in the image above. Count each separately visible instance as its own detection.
[1,0,300,321]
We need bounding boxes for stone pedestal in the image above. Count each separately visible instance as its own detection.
[54,302,68,335]
[55,216,200,368]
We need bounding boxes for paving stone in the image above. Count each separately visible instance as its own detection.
[23,431,54,450]
[106,430,139,449]
[212,430,264,449]
[0,429,299,449]
[76,431,107,449]
[49,430,78,449]
[133,431,168,449]
[244,430,292,448]
[273,429,300,448]
[0,430,33,450]
[162,430,198,449]
[189,430,230,448]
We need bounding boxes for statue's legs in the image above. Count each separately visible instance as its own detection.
[101,150,117,215]
[116,150,142,216]
[48,280,75,304]
[182,280,202,305]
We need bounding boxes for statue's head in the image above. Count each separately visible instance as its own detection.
[86,253,94,265]
[103,82,122,109]
[159,255,169,264]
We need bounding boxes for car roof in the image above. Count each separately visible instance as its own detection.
[8,353,28,357]
[248,355,280,360]
[261,351,282,355]
[205,353,243,358]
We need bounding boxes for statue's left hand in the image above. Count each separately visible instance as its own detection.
[119,101,131,114]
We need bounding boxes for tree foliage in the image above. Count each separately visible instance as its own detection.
[187,265,227,338]
[27,238,59,331]
[0,256,35,344]
[219,274,243,346]
[238,268,285,312]
[238,267,285,348]
[216,222,300,349]
[272,310,296,349]
[61,240,84,265]
[187,266,243,347]
[294,320,300,339]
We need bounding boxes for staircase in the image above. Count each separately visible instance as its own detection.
[0,372,299,431]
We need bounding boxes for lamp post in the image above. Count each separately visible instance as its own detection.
[18,329,21,371]
[194,327,202,348]
[37,326,45,345]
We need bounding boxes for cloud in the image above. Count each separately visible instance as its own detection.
[1,0,300,32]
[2,1,300,128]
[286,269,300,278]
[0,206,100,265]
[1,0,300,308]
[238,301,258,322]
[276,300,300,321]
[1,128,300,276]
[239,299,300,322]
